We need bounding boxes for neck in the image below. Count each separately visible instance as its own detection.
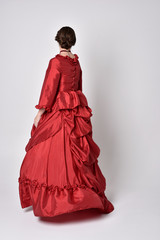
[59,47,71,56]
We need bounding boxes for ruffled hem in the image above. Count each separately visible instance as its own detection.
[35,104,52,113]
[18,176,114,216]
[19,177,92,192]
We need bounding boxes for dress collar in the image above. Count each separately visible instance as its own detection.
[55,53,79,65]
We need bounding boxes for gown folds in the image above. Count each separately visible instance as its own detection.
[18,53,114,217]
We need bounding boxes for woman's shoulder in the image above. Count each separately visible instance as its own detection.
[47,56,61,70]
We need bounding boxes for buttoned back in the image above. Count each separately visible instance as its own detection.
[55,54,81,92]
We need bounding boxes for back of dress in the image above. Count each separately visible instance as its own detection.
[25,54,92,152]
[35,54,83,113]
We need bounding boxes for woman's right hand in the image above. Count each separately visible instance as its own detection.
[34,114,42,128]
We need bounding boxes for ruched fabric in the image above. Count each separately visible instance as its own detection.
[18,54,114,217]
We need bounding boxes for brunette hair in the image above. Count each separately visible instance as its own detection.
[55,26,76,49]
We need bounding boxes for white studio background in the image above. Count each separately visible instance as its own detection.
[0,0,160,239]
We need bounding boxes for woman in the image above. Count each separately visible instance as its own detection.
[18,26,114,217]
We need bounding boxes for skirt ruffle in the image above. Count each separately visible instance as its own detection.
[19,90,114,217]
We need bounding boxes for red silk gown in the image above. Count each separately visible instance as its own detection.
[18,53,114,217]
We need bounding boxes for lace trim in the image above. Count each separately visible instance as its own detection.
[35,104,52,113]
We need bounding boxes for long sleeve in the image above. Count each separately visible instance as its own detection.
[35,58,61,112]
[78,68,82,91]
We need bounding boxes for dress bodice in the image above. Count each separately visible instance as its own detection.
[55,54,81,92]
[35,53,85,113]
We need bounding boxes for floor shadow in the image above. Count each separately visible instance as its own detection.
[38,208,109,224]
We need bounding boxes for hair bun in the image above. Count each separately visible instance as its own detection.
[55,26,76,49]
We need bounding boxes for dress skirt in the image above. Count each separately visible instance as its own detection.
[18,90,114,217]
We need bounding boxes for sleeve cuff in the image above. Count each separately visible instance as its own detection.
[35,104,52,113]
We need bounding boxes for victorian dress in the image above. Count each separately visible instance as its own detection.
[18,53,114,217]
